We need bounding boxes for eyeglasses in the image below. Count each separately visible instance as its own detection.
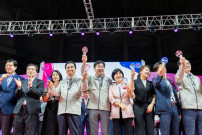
[5,65,14,67]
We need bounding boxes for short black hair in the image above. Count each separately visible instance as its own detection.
[153,61,163,72]
[51,70,63,83]
[6,59,18,66]
[111,68,124,81]
[65,61,76,69]
[84,90,89,94]
[26,63,38,72]
[94,60,105,68]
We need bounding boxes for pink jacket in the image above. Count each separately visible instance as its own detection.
[109,83,135,119]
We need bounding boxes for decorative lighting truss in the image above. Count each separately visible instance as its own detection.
[83,0,94,19]
[0,14,201,35]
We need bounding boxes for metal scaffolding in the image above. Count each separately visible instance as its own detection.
[0,14,201,35]
[83,0,94,19]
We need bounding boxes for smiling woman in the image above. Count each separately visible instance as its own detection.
[133,65,156,135]
[109,68,135,135]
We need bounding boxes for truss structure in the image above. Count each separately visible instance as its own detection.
[83,0,94,19]
[0,14,201,35]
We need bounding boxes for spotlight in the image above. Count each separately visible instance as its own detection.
[81,32,85,36]
[10,32,14,38]
[49,31,53,37]
[193,25,200,31]
[80,30,85,36]
[174,26,178,33]
[96,30,100,36]
[128,28,133,35]
[109,29,115,35]
[149,26,156,33]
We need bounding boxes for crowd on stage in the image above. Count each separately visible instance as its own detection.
[0,51,202,135]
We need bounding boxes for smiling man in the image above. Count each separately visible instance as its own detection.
[48,61,87,135]
[13,64,44,135]
[0,59,24,135]
[175,57,202,135]
[82,56,112,135]
[152,61,181,135]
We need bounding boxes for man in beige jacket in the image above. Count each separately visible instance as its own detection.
[48,61,87,135]
[82,55,112,135]
[175,57,202,135]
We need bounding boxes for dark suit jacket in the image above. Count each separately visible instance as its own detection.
[152,75,181,115]
[0,74,24,116]
[13,78,44,114]
[134,78,155,104]
[81,98,89,122]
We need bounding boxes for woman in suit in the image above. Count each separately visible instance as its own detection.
[133,65,156,135]
[109,68,135,135]
[41,70,63,135]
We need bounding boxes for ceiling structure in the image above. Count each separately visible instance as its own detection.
[0,0,201,75]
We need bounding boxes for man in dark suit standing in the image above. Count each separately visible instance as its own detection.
[80,91,90,135]
[13,64,44,135]
[152,61,181,135]
[0,59,24,135]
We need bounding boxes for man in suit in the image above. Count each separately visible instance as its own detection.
[152,61,181,135]
[175,57,202,135]
[80,91,90,135]
[0,59,24,135]
[13,64,44,135]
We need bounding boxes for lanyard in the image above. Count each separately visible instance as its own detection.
[116,83,123,101]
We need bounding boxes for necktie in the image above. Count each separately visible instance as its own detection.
[187,74,196,90]
[117,84,123,102]
[85,99,88,116]
[67,78,72,90]
[7,75,13,86]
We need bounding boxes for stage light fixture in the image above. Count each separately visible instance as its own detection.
[174,26,178,33]
[65,31,72,36]
[49,31,53,37]
[81,31,85,36]
[27,31,34,37]
[193,25,200,31]
[10,32,14,38]
[109,29,115,35]
[128,28,133,35]
[96,30,100,36]
[149,26,156,33]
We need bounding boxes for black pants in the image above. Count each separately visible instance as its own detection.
[0,109,13,135]
[13,106,39,135]
[41,101,58,135]
[57,113,81,135]
[112,109,133,135]
[134,103,154,135]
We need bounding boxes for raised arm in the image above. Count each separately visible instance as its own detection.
[175,57,186,84]
[81,72,88,92]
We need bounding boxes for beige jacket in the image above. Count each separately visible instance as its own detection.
[50,76,87,115]
[86,74,112,111]
[109,83,135,119]
[175,67,202,109]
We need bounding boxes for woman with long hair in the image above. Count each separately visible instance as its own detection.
[41,70,63,135]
